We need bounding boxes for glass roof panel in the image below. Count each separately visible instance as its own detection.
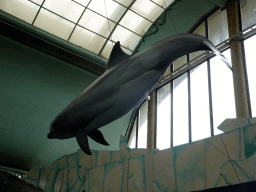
[69,26,106,54]
[190,21,206,60]
[114,0,134,7]
[122,47,133,55]
[30,0,44,5]
[100,40,132,59]
[119,10,151,36]
[88,0,126,22]
[111,25,141,50]
[43,0,84,23]
[73,0,91,7]
[0,0,169,61]
[34,8,75,40]
[151,0,174,8]
[100,41,114,59]
[79,9,115,38]
[0,0,39,24]
[208,9,229,46]
[131,0,163,22]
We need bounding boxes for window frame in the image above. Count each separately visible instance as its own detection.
[127,4,256,149]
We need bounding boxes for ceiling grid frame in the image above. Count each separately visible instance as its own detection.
[31,0,45,25]
[98,0,137,56]
[71,0,144,38]
[0,0,171,59]
[67,0,93,41]
[149,0,165,9]
[113,0,154,23]
[27,0,137,53]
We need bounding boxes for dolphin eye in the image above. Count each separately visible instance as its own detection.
[50,126,55,132]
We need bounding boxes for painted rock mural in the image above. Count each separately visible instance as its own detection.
[26,118,256,191]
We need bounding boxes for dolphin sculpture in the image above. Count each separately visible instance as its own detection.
[47,33,233,155]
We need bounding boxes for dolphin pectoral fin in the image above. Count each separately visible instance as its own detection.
[88,130,109,146]
[203,41,234,73]
[76,129,92,155]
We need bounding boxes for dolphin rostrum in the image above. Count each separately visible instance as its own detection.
[47,33,233,155]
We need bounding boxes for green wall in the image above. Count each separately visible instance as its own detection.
[0,35,132,170]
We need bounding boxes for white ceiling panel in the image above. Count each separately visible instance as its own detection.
[88,0,126,22]
[119,10,152,36]
[122,47,133,55]
[131,0,163,22]
[111,25,141,50]
[69,26,106,54]
[0,0,39,24]
[43,0,84,23]
[30,0,44,5]
[0,0,174,60]
[151,0,174,8]
[114,0,134,7]
[34,8,75,40]
[79,9,115,38]
[100,40,114,59]
[73,0,91,7]
[29,0,44,6]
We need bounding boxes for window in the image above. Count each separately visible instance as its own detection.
[240,0,256,30]
[137,100,148,148]
[244,35,256,117]
[157,83,171,150]
[173,73,189,146]
[190,21,206,60]
[127,117,137,148]
[128,101,148,149]
[207,9,229,46]
[190,62,211,141]
[210,49,235,134]
[128,4,256,150]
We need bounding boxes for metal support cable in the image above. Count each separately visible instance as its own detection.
[113,0,154,23]
[98,0,137,56]
[162,0,178,34]
[103,0,113,47]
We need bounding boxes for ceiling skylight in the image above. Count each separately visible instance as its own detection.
[0,0,174,59]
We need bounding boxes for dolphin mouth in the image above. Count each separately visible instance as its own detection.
[47,132,56,139]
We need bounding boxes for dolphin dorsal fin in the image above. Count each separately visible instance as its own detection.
[107,41,130,69]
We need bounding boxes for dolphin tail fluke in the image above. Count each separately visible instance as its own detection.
[76,129,92,155]
[88,130,109,146]
[203,41,234,73]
